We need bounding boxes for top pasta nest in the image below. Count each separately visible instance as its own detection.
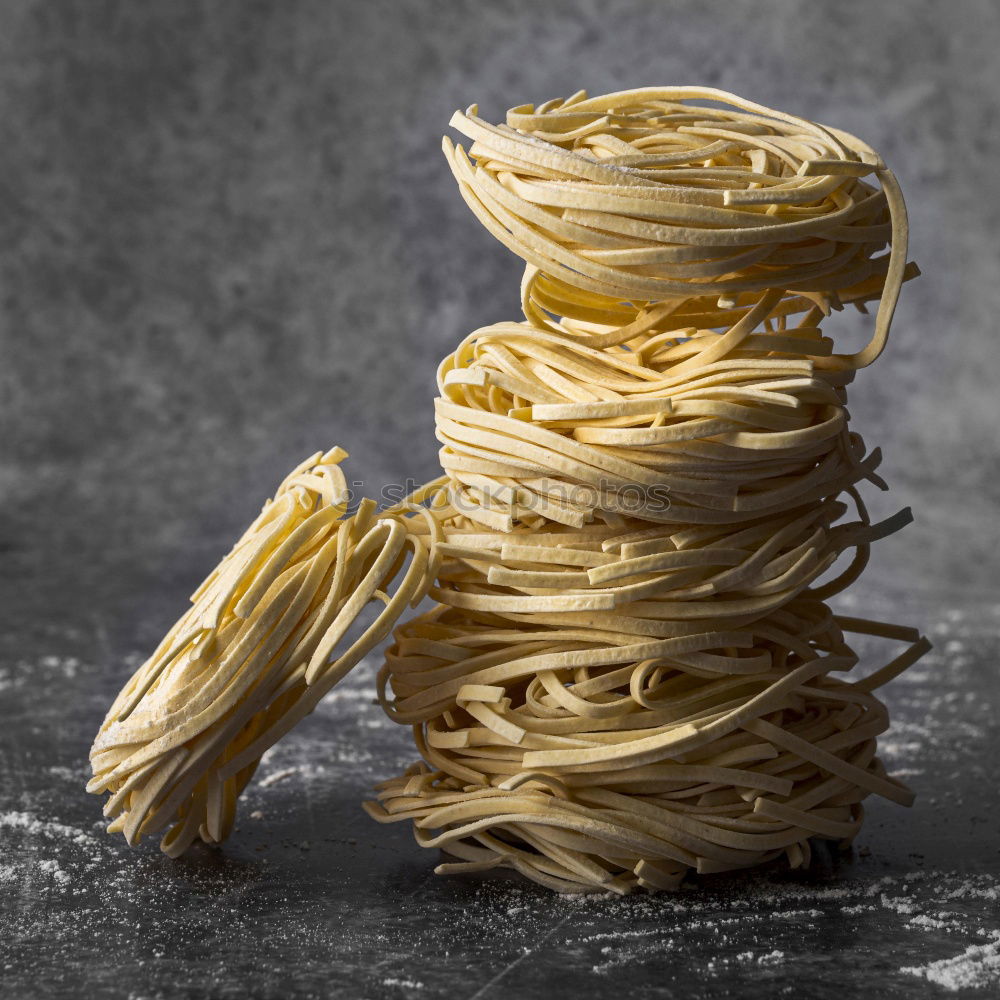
[445,87,910,366]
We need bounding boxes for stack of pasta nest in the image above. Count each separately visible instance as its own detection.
[89,88,928,894]
[366,88,929,892]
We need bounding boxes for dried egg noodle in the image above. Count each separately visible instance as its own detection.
[371,87,929,893]
[90,87,929,894]
[88,450,439,856]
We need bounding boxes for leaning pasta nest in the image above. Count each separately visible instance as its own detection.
[88,450,437,856]
[90,87,928,895]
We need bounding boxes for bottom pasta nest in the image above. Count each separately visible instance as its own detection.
[368,589,928,894]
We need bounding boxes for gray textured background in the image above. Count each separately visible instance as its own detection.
[4,5,1000,997]
[3,0,999,610]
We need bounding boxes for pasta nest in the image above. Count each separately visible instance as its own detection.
[370,500,927,892]
[445,86,914,371]
[435,312,874,531]
[88,450,436,856]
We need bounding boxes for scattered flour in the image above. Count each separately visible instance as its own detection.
[909,914,952,931]
[735,949,785,965]
[37,859,71,886]
[902,932,1000,992]
[882,894,919,915]
[47,765,86,782]
[39,654,81,677]
[0,811,97,849]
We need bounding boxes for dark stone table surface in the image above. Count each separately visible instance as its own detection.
[3,2,999,997]
[1,539,998,999]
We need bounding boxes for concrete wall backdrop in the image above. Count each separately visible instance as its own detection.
[3,0,998,619]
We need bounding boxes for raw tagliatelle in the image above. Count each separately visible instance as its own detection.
[88,450,438,856]
[89,86,929,894]
[366,88,929,892]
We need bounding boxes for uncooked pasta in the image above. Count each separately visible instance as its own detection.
[88,450,440,855]
[90,86,928,894]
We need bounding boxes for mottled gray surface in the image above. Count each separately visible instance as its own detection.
[2,590,999,999]
[2,1,999,997]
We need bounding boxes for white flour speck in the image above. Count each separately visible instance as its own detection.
[0,811,97,848]
[38,859,71,886]
[902,933,1000,991]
